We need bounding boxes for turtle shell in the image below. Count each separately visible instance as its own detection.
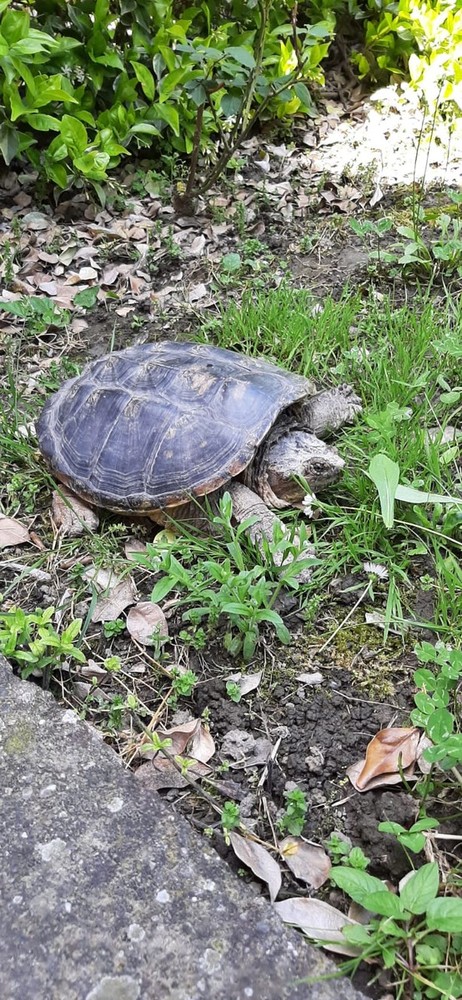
[37,342,312,513]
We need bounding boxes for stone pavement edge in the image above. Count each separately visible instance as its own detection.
[0,657,369,1000]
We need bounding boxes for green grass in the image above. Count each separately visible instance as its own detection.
[2,283,461,643]
[199,285,462,639]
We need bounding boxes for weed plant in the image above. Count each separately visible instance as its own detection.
[200,285,462,640]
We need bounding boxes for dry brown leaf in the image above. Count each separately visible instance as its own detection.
[274,897,360,956]
[346,758,418,792]
[92,576,137,623]
[229,831,281,903]
[52,488,99,537]
[279,838,331,889]
[0,514,30,548]
[135,757,210,791]
[157,719,215,764]
[126,601,168,644]
[349,727,421,791]
[84,565,121,592]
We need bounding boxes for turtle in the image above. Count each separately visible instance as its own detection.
[37,342,362,543]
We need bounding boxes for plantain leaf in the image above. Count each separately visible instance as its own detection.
[367,454,400,528]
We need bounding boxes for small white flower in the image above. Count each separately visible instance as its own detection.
[363,561,389,580]
[301,491,316,518]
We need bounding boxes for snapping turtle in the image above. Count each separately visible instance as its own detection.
[37,342,361,536]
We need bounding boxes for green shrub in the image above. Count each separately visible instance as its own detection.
[0,0,334,190]
[351,0,462,114]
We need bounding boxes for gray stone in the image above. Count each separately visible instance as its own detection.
[0,658,368,1000]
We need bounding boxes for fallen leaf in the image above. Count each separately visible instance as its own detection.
[52,488,99,536]
[348,727,421,791]
[226,671,262,697]
[295,671,324,686]
[347,758,417,792]
[0,514,30,548]
[274,897,360,956]
[279,837,331,889]
[369,183,384,207]
[156,718,215,764]
[92,576,137,623]
[135,758,210,790]
[229,830,281,903]
[126,601,168,644]
[84,566,121,592]
[22,211,50,230]
[187,282,207,302]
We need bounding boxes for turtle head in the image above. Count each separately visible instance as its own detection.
[257,430,345,507]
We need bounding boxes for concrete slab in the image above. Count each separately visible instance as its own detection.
[0,658,368,1000]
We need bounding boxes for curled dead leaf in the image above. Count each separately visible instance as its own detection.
[279,837,331,889]
[0,514,30,549]
[126,601,168,645]
[274,897,361,957]
[52,487,99,537]
[229,830,281,903]
[91,576,137,623]
[148,719,215,764]
[348,727,421,792]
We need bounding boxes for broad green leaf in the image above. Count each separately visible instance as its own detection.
[8,85,26,121]
[45,161,68,187]
[10,32,56,55]
[129,122,160,136]
[60,115,88,152]
[1,9,29,44]
[330,867,387,906]
[293,81,316,112]
[92,51,124,69]
[73,150,109,179]
[426,707,454,743]
[151,577,176,602]
[225,45,255,69]
[9,55,36,94]
[367,454,400,528]
[0,121,19,164]
[426,897,462,933]
[221,92,242,117]
[400,863,439,915]
[73,286,99,308]
[153,102,179,135]
[362,891,405,919]
[221,252,241,272]
[131,60,155,101]
[24,113,61,131]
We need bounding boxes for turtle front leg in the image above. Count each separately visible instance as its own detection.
[227,482,314,583]
[295,384,362,440]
